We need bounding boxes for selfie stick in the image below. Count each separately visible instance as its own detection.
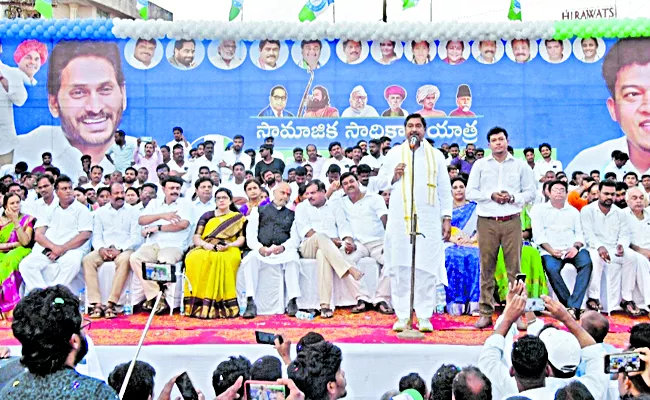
[118,291,163,399]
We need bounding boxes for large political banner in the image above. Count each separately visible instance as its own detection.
[1,35,648,177]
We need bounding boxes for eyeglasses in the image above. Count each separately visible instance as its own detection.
[81,318,92,332]
[271,96,287,101]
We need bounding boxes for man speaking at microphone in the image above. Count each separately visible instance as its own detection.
[378,113,452,333]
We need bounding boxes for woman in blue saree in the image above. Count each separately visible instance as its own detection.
[444,177,480,316]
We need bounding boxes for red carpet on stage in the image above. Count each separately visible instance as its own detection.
[0,309,642,347]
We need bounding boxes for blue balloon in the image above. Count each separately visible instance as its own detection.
[68,31,76,39]
[92,20,101,28]
[5,31,14,38]
[98,26,107,35]
[93,31,101,39]
[55,20,65,29]
[85,25,94,33]
[60,26,70,34]
[72,26,81,34]
[11,24,20,32]
[47,26,56,35]
[35,25,44,34]
[43,31,51,39]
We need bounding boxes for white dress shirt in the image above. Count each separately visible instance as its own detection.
[34,200,93,254]
[140,197,192,249]
[223,179,246,199]
[466,154,536,217]
[533,158,563,181]
[360,176,384,194]
[188,155,221,185]
[191,198,216,226]
[166,139,192,158]
[360,154,384,170]
[91,203,141,251]
[627,207,650,249]
[602,161,630,182]
[531,202,585,256]
[319,157,354,182]
[305,157,326,179]
[221,150,252,181]
[294,199,353,241]
[341,193,387,244]
[580,202,630,250]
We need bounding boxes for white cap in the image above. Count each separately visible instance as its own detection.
[538,328,581,373]
[351,85,367,96]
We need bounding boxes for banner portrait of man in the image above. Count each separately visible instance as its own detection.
[304,85,339,118]
[13,39,48,86]
[13,40,127,177]
[125,38,163,70]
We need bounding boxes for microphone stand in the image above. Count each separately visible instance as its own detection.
[397,142,425,340]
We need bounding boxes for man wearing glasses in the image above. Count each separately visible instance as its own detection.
[1,285,118,398]
[258,85,294,117]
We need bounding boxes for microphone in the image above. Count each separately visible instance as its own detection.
[409,136,419,150]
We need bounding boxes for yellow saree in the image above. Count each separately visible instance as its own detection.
[184,211,246,319]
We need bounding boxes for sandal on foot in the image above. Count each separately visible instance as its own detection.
[154,299,170,315]
[586,298,602,311]
[89,304,104,319]
[320,308,334,319]
[104,303,118,319]
[351,300,372,314]
[142,299,155,311]
[621,300,642,317]
[376,301,395,315]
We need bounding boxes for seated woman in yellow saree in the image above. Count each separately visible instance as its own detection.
[184,188,246,319]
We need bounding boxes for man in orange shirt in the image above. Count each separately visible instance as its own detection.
[568,178,599,211]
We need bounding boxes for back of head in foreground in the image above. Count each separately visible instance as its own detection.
[213,355,252,398]
[108,360,156,400]
[251,355,282,381]
[3,285,118,399]
[452,366,492,400]
[399,372,427,399]
[430,364,459,400]
[555,380,595,400]
[288,341,346,400]
[511,335,550,391]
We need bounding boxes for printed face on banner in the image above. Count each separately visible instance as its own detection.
[336,40,369,65]
[291,40,331,71]
[370,40,404,65]
[471,40,505,65]
[165,39,205,70]
[250,40,290,70]
[505,38,539,63]
[125,38,163,70]
[438,41,471,65]
[539,39,572,64]
[404,40,436,65]
[208,40,247,70]
[573,38,606,64]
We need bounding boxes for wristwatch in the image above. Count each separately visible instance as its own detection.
[157,225,162,232]
[574,245,582,251]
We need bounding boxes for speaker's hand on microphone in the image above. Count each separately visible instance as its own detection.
[392,163,406,184]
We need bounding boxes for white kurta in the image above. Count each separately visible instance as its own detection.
[378,143,453,283]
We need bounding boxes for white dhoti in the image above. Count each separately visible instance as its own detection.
[379,142,452,320]
[241,250,301,303]
[20,250,85,293]
[631,250,650,308]
[344,239,391,305]
[587,247,637,303]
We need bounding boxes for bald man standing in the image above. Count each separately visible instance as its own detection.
[241,182,302,318]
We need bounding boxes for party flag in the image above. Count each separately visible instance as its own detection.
[402,0,419,11]
[229,0,244,21]
[137,0,149,20]
[35,0,52,19]
[299,0,334,22]
[508,0,522,21]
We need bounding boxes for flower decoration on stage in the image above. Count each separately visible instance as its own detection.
[1,17,650,41]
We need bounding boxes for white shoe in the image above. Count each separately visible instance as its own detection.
[417,318,433,332]
[392,318,409,332]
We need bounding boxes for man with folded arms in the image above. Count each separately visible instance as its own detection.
[340,172,393,315]
[242,182,301,318]
[294,180,364,318]
[82,183,141,319]
[581,180,641,316]
[531,180,592,319]
[625,187,650,305]
[20,176,92,292]
[129,176,191,315]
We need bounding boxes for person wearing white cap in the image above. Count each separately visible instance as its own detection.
[414,85,446,118]
[341,85,379,118]
[478,281,609,400]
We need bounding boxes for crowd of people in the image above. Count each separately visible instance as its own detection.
[3,283,650,399]
[0,114,648,334]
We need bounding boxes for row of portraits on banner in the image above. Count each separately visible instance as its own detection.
[123,37,608,72]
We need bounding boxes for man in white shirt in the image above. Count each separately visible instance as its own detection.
[0,50,28,164]
[22,174,58,221]
[241,183,301,318]
[340,173,393,315]
[532,180,593,317]
[166,126,191,159]
[283,147,305,180]
[220,135,251,182]
[466,127,536,329]
[288,166,307,204]
[19,175,93,293]
[129,176,191,315]
[184,166,213,201]
[602,151,630,182]
[478,283,608,400]
[628,187,650,261]
[167,144,190,182]
[190,177,216,229]
[319,142,353,182]
[222,162,247,205]
[359,139,384,174]
[82,165,105,191]
[580,180,641,315]
[305,144,326,179]
[188,140,222,185]
[295,180,364,319]
[81,183,141,318]
[532,142,563,183]
[357,164,383,194]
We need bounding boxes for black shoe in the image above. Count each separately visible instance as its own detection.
[286,298,298,317]
[243,300,257,319]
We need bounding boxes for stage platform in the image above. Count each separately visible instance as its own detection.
[0,309,642,400]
